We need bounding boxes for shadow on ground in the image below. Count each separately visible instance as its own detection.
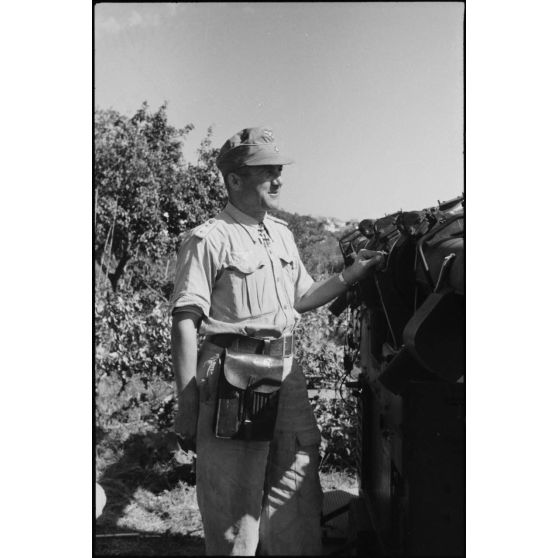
[96,427,359,556]
[96,428,204,556]
[95,535,205,557]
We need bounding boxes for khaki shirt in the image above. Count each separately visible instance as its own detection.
[170,201,314,337]
[170,202,320,441]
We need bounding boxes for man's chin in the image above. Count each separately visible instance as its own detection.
[265,195,281,210]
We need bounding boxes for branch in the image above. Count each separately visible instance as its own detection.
[135,276,169,303]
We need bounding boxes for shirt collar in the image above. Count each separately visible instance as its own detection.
[224,201,271,244]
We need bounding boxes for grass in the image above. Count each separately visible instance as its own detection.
[96,421,357,556]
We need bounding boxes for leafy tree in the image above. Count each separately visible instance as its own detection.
[273,209,345,276]
[95,102,227,292]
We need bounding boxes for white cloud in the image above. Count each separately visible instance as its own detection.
[97,16,121,34]
[96,7,164,36]
[128,10,143,27]
[166,3,182,17]
[128,10,161,29]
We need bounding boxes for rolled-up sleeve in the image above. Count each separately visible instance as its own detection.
[292,243,314,306]
[169,233,219,317]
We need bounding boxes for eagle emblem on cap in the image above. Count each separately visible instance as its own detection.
[262,128,274,140]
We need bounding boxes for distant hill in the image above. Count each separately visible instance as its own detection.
[272,209,351,277]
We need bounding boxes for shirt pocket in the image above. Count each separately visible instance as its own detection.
[276,249,296,303]
[220,250,266,319]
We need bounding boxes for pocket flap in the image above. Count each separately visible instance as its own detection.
[223,349,283,394]
[226,251,264,274]
[277,250,294,267]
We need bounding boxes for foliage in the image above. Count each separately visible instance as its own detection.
[295,304,357,471]
[95,103,227,291]
[295,303,345,389]
[313,394,358,473]
[95,293,175,432]
[273,209,345,275]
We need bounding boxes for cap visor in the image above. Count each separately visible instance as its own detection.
[244,152,294,166]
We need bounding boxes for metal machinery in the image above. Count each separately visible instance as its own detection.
[331,196,465,556]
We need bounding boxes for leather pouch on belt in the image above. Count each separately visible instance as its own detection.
[214,348,283,441]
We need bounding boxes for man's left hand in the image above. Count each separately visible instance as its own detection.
[344,249,386,283]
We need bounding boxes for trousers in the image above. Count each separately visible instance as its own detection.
[195,341,323,556]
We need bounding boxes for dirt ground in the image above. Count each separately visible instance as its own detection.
[95,534,205,556]
[95,424,358,556]
[95,470,357,556]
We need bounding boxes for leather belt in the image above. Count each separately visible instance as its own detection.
[208,333,294,358]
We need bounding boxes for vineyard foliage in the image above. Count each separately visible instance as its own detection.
[95,103,358,472]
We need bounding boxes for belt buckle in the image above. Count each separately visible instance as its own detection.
[262,336,294,357]
[263,339,271,355]
[267,338,284,358]
[284,335,294,357]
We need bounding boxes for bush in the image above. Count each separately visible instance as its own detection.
[95,286,357,471]
[95,292,175,431]
[295,303,346,389]
[313,394,357,473]
[296,304,357,471]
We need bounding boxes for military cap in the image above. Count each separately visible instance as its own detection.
[216,127,293,175]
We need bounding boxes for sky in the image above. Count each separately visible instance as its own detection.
[95,2,463,222]
[5,3,558,556]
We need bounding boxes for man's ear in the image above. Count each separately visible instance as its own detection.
[227,172,242,192]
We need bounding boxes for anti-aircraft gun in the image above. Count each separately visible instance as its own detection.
[329,195,464,556]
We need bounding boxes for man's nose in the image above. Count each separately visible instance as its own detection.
[272,176,282,186]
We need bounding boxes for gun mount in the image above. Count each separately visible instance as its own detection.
[331,195,465,556]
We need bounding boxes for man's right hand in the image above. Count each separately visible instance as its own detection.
[174,379,199,448]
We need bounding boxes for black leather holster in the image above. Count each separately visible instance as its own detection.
[213,346,284,441]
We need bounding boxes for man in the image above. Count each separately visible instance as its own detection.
[169,127,383,555]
